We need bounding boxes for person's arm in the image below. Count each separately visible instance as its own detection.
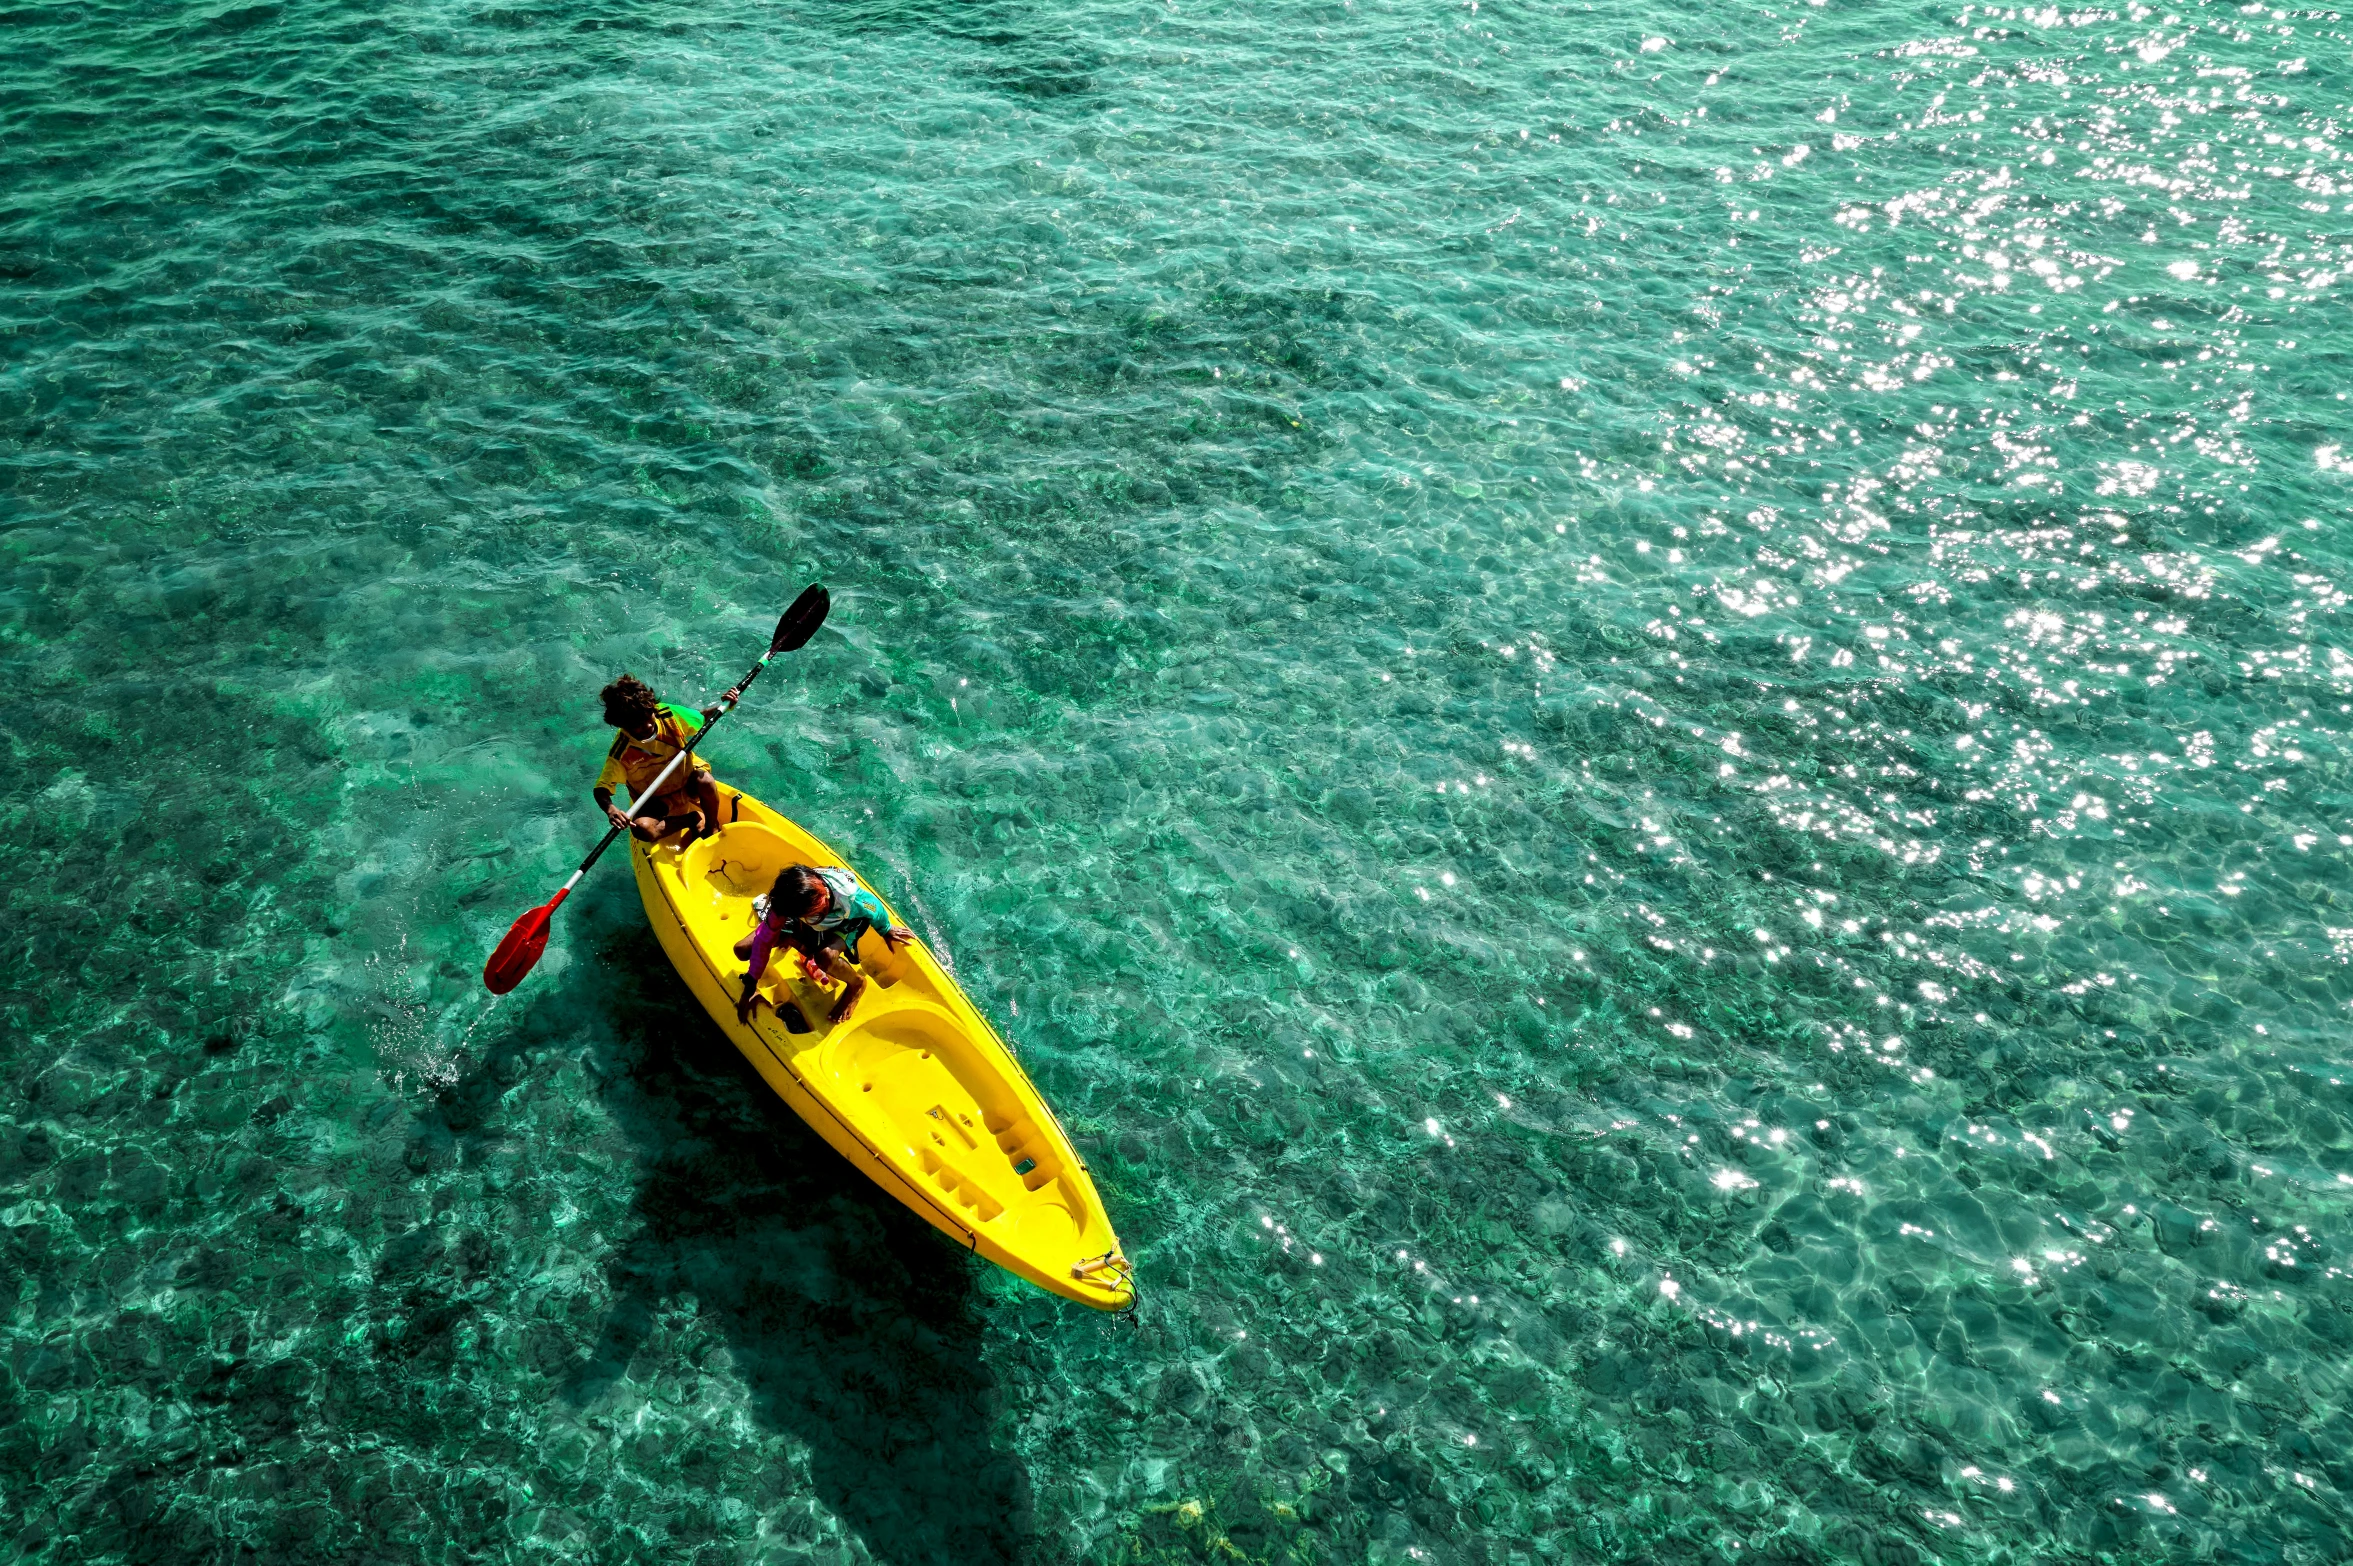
[848,886,916,951]
[847,886,893,931]
[593,747,634,829]
[736,920,779,1021]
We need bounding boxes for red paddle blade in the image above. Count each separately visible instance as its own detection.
[483,889,568,994]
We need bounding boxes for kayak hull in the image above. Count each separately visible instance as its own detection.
[628,784,1132,1311]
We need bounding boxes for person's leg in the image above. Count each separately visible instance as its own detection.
[692,772,722,836]
[780,931,862,1020]
[630,790,701,844]
[785,931,836,988]
[816,950,866,1023]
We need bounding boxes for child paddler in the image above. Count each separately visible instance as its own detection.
[592,674,724,845]
[734,863,914,1027]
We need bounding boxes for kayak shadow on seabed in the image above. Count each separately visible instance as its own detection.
[456,881,1040,1566]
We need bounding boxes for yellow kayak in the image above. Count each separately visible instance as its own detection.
[629,782,1134,1311]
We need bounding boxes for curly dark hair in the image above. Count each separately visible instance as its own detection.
[599,673,660,729]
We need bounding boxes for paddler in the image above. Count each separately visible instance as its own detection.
[592,674,724,845]
[735,864,914,1026]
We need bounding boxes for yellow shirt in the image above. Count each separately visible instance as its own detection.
[594,704,708,802]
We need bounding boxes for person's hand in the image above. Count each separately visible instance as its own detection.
[605,805,633,831]
[883,925,915,951]
[736,991,761,1024]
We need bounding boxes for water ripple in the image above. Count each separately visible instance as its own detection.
[4,0,2351,1561]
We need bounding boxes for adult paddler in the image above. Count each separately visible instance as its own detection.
[591,674,725,844]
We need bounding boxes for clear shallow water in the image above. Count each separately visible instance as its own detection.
[4,0,2352,1559]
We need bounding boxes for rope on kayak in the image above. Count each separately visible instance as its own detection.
[1071,1249,1135,1304]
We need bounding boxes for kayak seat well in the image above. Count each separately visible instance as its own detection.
[986,1111,1064,1193]
[688,823,796,911]
[829,1006,1046,1220]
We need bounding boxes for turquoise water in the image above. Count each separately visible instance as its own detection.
[5,0,2352,1558]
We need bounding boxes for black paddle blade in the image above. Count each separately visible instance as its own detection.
[771,584,830,653]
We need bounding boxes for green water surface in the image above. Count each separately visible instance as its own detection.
[5,0,2352,1562]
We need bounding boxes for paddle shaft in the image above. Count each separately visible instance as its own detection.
[559,646,782,894]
